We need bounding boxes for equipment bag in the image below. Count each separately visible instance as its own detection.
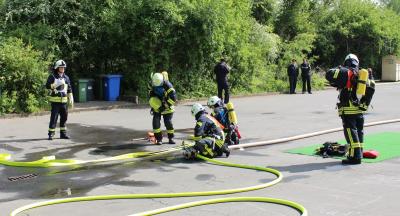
[316,142,347,158]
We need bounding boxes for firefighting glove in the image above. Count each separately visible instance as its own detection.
[159,104,165,113]
[68,93,74,108]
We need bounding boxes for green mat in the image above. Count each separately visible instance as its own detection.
[286,132,400,163]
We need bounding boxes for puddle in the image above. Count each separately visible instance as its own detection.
[0,144,23,152]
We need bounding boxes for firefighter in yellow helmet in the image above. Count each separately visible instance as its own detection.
[149,72,177,145]
[45,60,74,140]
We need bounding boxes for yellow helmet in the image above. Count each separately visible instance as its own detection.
[152,73,164,87]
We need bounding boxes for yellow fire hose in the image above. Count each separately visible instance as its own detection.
[4,118,400,215]
[7,153,307,216]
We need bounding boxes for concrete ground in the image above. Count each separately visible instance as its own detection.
[0,83,399,216]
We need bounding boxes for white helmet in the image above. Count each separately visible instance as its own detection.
[191,103,205,116]
[344,54,359,67]
[54,60,67,69]
[207,96,221,108]
[152,73,164,87]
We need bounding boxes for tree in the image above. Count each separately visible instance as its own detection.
[313,0,400,76]
[251,0,277,25]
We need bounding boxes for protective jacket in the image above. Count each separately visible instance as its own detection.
[149,80,176,114]
[193,112,224,141]
[46,72,72,103]
[335,66,362,116]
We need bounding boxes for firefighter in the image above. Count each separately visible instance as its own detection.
[149,72,177,145]
[46,60,74,140]
[335,54,364,165]
[190,103,230,158]
[207,96,240,145]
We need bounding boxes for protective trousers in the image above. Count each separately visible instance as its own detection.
[48,103,68,136]
[341,114,364,159]
[194,137,225,158]
[152,112,174,142]
[217,82,230,104]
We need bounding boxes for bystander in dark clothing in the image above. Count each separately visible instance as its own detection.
[287,59,298,94]
[214,59,230,103]
[301,59,312,94]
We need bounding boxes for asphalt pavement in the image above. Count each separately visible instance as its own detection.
[0,83,399,216]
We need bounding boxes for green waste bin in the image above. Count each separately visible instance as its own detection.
[74,79,89,102]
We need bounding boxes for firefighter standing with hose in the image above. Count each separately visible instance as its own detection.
[45,60,74,140]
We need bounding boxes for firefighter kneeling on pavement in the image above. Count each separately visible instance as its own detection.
[189,103,230,159]
[326,54,375,165]
[207,96,240,145]
[46,60,74,140]
[149,72,177,145]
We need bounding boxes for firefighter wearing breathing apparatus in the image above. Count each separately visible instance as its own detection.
[190,103,230,158]
[326,54,375,165]
[45,60,74,140]
[149,72,177,145]
[207,96,240,145]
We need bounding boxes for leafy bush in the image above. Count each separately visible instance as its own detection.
[0,37,49,114]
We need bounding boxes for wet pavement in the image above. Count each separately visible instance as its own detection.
[0,83,400,216]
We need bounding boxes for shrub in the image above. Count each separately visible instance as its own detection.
[0,37,49,114]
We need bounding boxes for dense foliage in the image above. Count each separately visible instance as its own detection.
[1,0,400,114]
[0,38,49,113]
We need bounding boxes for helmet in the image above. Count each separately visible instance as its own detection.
[54,60,67,69]
[207,96,221,108]
[191,103,205,116]
[152,73,164,86]
[344,54,359,68]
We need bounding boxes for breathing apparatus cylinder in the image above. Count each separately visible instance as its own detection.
[356,69,368,97]
[226,102,238,124]
[161,71,169,81]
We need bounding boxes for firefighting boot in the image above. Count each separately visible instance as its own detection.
[154,132,163,145]
[342,147,362,165]
[183,148,197,160]
[60,132,70,139]
[48,131,55,140]
[222,144,230,158]
[167,133,176,144]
